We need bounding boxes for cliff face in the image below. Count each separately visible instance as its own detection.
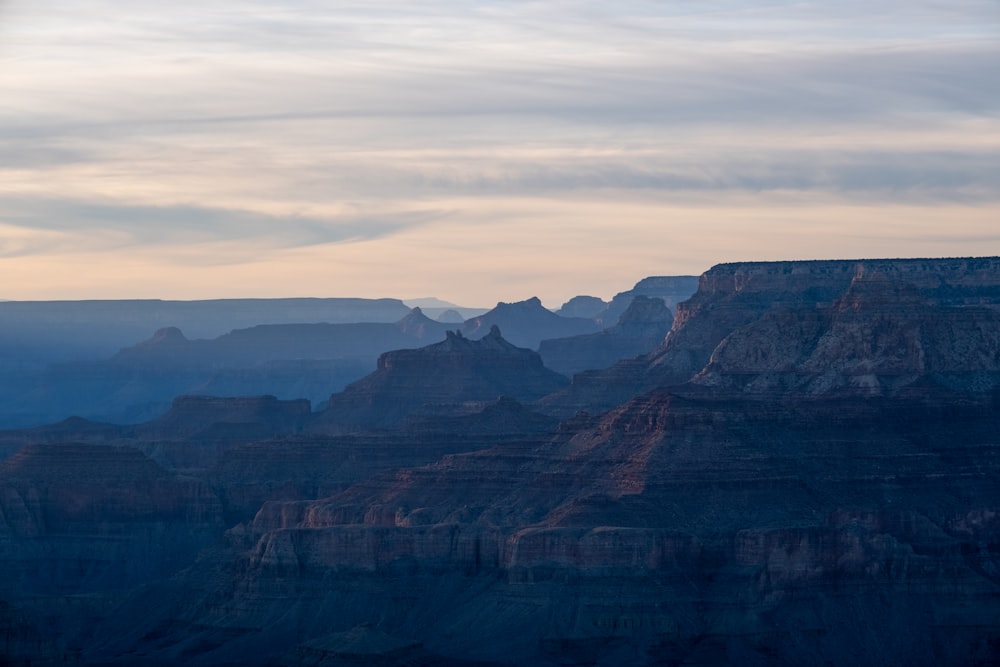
[94,386,1000,665]
[394,306,450,340]
[211,398,558,524]
[0,443,224,596]
[543,257,1000,416]
[539,296,673,376]
[315,327,568,432]
[695,271,1000,396]
[596,275,699,325]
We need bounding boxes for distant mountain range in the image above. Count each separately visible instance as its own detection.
[0,279,697,428]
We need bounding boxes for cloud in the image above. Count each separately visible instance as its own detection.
[0,0,997,298]
[0,197,444,259]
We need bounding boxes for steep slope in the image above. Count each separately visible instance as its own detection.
[394,306,450,340]
[0,443,226,657]
[211,397,558,524]
[0,395,561,662]
[543,257,1000,416]
[538,296,673,375]
[94,388,1000,665]
[0,444,224,594]
[596,275,699,324]
[462,297,600,349]
[314,327,568,432]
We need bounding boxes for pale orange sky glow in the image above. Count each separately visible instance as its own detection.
[1,1,998,306]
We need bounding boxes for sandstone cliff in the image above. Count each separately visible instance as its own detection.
[544,257,1000,416]
[197,388,1000,665]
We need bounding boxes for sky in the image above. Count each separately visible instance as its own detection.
[1,1,998,307]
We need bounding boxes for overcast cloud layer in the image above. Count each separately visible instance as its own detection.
[1,1,998,304]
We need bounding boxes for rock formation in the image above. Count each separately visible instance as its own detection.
[394,307,450,340]
[89,386,1000,665]
[596,275,699,325]
[0,442,225,656]
[539,295,673,375]
[461,297,600,349]
[6,257,1000,665]
[556,295,608,319]
[544,257,1000,417]
[314,327,568,432]
[435,308,465,323]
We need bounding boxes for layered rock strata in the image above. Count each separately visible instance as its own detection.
[8,257,1000,665]
[543,257,1000,416]
[90,389,1000,665]
[85,256,1000,665]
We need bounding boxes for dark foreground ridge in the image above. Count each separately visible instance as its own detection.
[2,257,1000,665]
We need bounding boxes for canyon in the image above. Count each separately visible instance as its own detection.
[1,259,998,665]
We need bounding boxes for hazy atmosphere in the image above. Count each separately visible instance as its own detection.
[2,1,998,305]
